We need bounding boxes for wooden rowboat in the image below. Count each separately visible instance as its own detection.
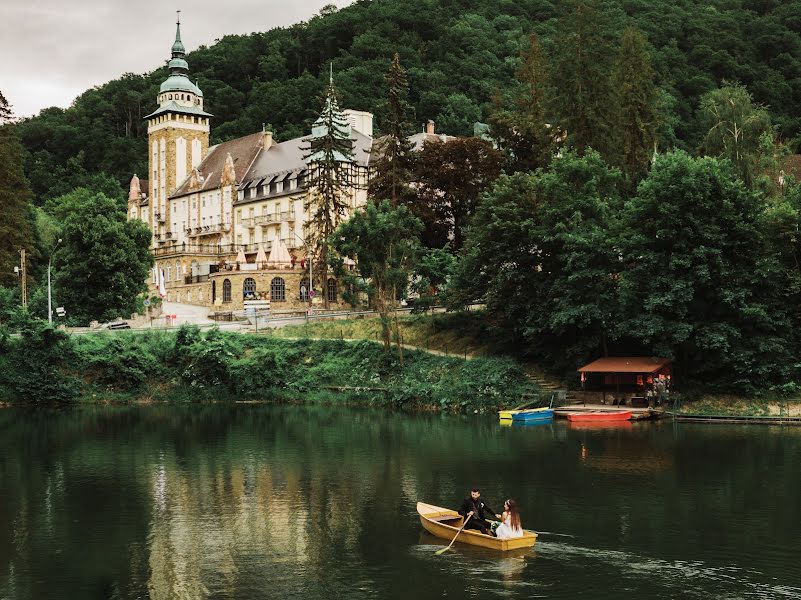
[511,407,554,422]
[566,410,632,422]
[417,502,537,551]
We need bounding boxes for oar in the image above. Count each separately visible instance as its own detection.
[435,514,471,555]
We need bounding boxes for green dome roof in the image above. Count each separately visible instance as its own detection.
[160,75,202,96]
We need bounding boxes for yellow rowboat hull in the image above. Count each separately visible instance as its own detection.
[417,502,537,551]
[499,406,550,421]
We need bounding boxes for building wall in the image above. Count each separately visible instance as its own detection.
[160,270,342,312]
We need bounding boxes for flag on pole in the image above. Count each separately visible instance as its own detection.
[159,269,166,298]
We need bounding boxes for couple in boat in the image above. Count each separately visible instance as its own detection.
[458,488,523,540]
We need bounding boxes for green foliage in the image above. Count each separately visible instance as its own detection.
[3,324,539,412]
[304,78,355,306]
[412,137,504,249]
[612,25,659,184]
[51,189,153,324]
[618,151,790,391]
[412,247,457,312]
[0,320,80,404]
[16,0,801,193]
[0,123,35,287]
[700,82,775,188]
[488,33,554,173]
[369,54,416,206]
[331,201,423,350]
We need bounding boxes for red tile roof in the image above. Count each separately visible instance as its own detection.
[578,357,672,374]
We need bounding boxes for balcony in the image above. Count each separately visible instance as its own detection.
[154,212,165,223]
[242,212,297,228]
[186,223,231,238]
[184,274,210,284]
[154,242,242,258]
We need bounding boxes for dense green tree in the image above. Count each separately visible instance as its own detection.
[618,151,789,390]
[369,53,416,206]
[411,246,457,312]
[526,151,623,367]
[0,90,11,124]
[52,190,152,324]
[488,33,554,173]
[413,137,504,250]
[0,115,35,288]
[330,201,422,357]
[700,83,776,188]
[304,76,355,309]
[450,152,623,369]
[612,25,659,184]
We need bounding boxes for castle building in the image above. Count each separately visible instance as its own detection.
[128,19,373,311]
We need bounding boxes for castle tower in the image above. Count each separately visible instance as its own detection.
[144,14,212,244]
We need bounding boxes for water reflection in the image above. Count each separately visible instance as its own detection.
[0,406,800,599]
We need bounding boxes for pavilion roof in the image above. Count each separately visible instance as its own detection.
[577,357,672,374]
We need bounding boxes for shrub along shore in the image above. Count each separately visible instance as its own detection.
[0,322,539,412]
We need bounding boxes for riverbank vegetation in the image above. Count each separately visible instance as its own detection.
[0,323,538,412]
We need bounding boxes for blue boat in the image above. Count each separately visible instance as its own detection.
[511,407,554,423]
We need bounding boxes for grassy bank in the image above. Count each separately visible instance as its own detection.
[0,322,539,412]
[269,311,514,358]
[676,395,801,418]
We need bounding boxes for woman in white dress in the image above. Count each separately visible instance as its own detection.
[495,499,524,540]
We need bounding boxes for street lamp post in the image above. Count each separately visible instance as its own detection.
[48,238,62,325]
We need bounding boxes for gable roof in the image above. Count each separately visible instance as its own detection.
[171,132,263,198]
[577,357,672,374]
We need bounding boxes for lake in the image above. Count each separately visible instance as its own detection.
[1,405,799,599]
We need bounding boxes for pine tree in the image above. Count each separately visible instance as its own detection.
[370,53,416,206]
[612,25,659,184]
[549,0,619,160]
[0,90,12,124]
[489,34,554,173]
[0,92,35,288]
[304,71,355,308]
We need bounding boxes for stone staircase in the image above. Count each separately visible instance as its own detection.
[522,365,580,406]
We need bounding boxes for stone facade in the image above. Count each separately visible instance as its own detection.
[162,269,342,312]
[129,21,372,312]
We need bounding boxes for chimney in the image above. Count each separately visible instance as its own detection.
[262,124,273,150]
[425,120,435,135]
[128,174,141,203]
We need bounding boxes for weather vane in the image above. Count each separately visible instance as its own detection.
[176,9,181,24]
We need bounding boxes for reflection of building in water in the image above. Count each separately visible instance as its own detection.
[146,455,311,600]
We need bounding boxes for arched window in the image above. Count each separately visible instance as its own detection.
[327,278,338,303]
[223,279,232,303]
[299,278,310,302]
[271,277,286,302]
[243,277,256,299]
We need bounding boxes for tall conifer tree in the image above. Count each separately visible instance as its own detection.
[550,0,618,159]
[370,53,416,206]
[612,25,659,184]
[489,34,553,173]
[304,70,354,308]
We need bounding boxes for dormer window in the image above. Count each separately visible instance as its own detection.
[168,94,173,100]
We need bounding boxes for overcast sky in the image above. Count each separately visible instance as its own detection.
[1,0,351,118]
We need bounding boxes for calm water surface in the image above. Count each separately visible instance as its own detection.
[1,405,799,599]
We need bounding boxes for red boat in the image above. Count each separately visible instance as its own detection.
[566,410,632,422]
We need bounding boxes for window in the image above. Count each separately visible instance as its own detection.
[166,267,172,282]
[243,277,256,299]
[327,278,338,303]
[271,277,286,302]
[176,262,181,278]
[222,279,232,303]
[299,279,310,302]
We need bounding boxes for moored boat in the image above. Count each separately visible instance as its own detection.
[417,502,537,551]
[566,410,632,422]
[511,407,554,422]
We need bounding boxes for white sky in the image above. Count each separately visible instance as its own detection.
[0,0,351,118]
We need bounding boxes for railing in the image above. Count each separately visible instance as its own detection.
[154,243,241,257]
[241,211,297,228]
[280,237,300,249]
[186,223,231,237]
[184,274,210,284]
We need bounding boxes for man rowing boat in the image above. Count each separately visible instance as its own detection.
[458,488,501,536]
